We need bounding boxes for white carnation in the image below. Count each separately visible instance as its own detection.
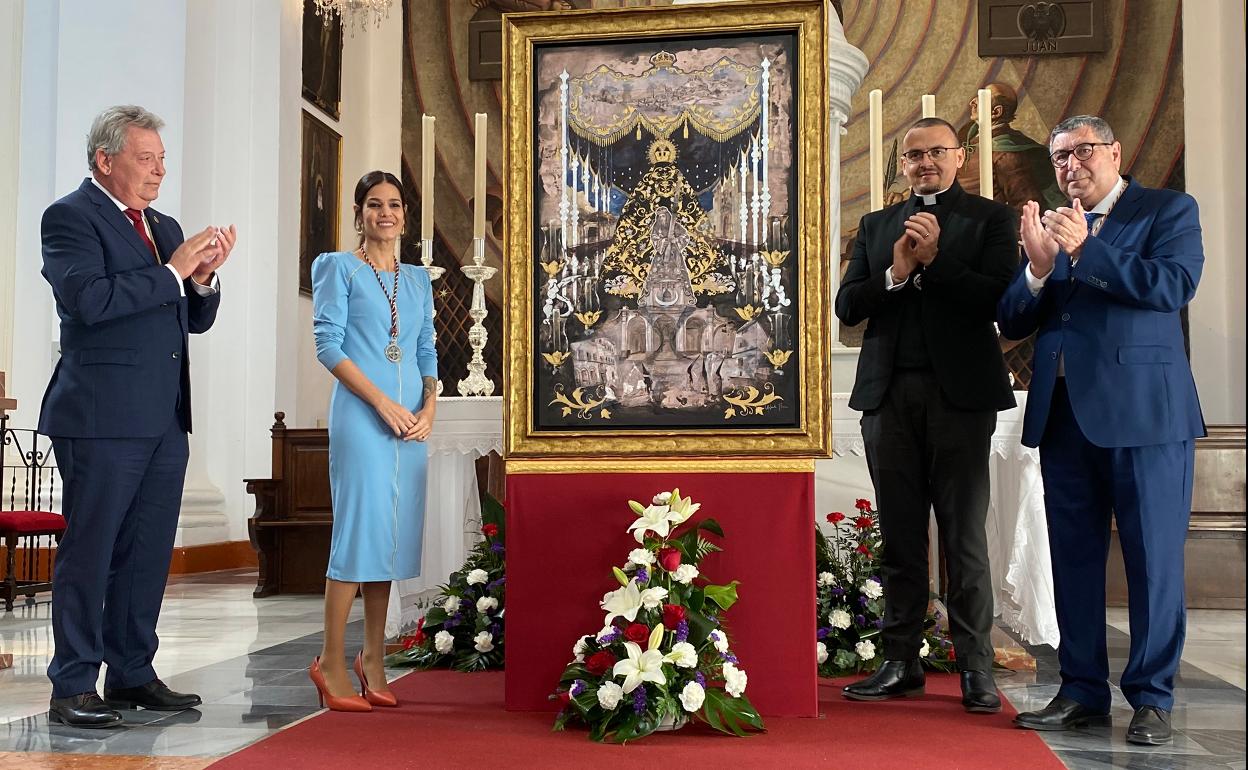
[679,681,705,712]
[441,595,460,613]
[628,548,655,566]
[919,639,930,658]
[653,491,672,505]
[467,569,489,585]
[816,641,828,664]
[709,629,730,653]
[861,578,883,600]
[476,596,498,614]
[855,640,876,661]
[828,609,852,630]
[722,662,748,698]
[672,564,700,585]
[597,681,624,710]
[573,637,589,662]
[434,630,454,654]
[639,586,668,609]
[595,625,616,642]
[665,641,698,668]
[473,631,494,653]
[817,571,836,586]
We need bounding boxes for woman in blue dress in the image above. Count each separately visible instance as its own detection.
[308,170,438,711]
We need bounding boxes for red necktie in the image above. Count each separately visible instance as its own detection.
[123,208,159,263]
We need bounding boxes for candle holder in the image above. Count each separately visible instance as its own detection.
[457,237,498,396]
[417,239,445,395]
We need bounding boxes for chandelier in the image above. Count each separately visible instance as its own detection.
[312,0,393,32]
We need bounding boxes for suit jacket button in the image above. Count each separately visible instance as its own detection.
[1061,313,1070,322]
[172,352,180,359]
[1050,352,1058,360]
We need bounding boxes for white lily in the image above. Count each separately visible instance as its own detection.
[612,641,667,694]
[601,581,643,624]
[667,489,701,525]
[626,503,677,543]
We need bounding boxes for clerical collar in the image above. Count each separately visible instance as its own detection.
[915,185,953,206]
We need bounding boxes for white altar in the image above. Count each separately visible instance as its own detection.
[830,391,1060,647]
[385,397,502,637]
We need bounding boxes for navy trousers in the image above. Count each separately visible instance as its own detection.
[48,415,188,698]
[1039,379,1194,712]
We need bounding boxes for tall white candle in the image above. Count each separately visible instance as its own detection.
[868,89,883,212]
[473,113,487,239]
[977,88,993,200]
[421,115,435,241]
[921,94,936,118]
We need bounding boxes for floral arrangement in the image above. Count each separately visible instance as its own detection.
[815,498,956,677]
[553,489,764,743]
[386,496,506,672]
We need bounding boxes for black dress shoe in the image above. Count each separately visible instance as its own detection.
[843,659,925,701]
[960,670,1002,713]
[1126,706,1172,745]
[104,679,202,711]
[1013,695,1110,731]
[48,692,124,729]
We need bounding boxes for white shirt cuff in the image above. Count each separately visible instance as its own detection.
[165,264,185,298]
[884,268,908,291]
[1024,263,1050,297]
[190,272,220,296]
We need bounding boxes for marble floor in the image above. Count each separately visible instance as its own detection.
[0,570,1243,769]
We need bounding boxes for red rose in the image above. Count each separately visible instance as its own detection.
[827,511,846,524]
[586,650,617,675]
[854,515,873,530]
[855,498,873,511]
[624,623,650,644]
[856,543,871,555]
[482,523,499,537]
[657,547,682,572]
[406,617,427,647]
[557,691,571,707]
[662,603,687,629]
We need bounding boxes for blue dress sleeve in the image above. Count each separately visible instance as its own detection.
[416,267,438,379]
[312,252,349,372]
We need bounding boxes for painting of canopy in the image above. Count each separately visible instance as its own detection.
[502,1,833,459]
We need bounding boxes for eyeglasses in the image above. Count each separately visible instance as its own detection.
[900,147,959,163]
[1049,142,1113,168]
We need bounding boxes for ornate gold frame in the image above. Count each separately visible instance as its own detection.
[502,0,831,459]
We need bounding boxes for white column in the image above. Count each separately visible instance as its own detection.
[1183,0,1246,423]
[0,1,22,376]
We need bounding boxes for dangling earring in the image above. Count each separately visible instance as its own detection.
[355,220,363,233]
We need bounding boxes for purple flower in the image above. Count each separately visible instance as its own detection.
[490,543,505,554]
[720,652,739,664]
[570,679,587,696]
[675,620,689,643]
[601,629,622,644]
[854,614,865,626]
[858,595,869,607]
[487,577,506,591]
[632,686,647,714]
[635,568,649,583]
[817,627,831,639]
[873,618,884,629]
[694,671,706,687]
[831,587,845,598]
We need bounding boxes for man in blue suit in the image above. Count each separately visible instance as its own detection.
[39,105,237,727]
[999,115,1204,746]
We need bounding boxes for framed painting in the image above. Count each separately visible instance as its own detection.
[503,0,831,459]
[302,0,343,120]
[299,111,341,296]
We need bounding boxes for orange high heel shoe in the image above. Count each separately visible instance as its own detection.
[354,651,398,707]
[309,657,372,712]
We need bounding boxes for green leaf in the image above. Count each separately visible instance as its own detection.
[481,491,505,533]
[686,588,706,613]
[703,581,740,611]
[697,517,725,537]
[698,687,765,737]
[685,607,716,642]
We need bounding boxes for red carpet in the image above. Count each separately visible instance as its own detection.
[208,671,1063,769]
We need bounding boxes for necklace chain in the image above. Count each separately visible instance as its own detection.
[361,248,400,340]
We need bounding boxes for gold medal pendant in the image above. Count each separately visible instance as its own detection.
[385,341,403,363]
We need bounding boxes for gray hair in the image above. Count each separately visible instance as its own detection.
[86,105,165,171]
[1049,115,1115,148]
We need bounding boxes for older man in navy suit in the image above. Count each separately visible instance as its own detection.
[998,115,1204,746]
[39,105,237,727]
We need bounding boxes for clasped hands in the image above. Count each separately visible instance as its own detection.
[1020,199,1089,279]
[168,225,238,285]
[377,398,434,442]
[891,212,940,281]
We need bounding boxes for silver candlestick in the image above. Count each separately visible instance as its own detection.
[418,238,445,395]
[457,237,497,396]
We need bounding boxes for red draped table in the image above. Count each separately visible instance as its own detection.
[504,460,817,717]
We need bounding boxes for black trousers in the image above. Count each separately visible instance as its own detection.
[860,369,996,671]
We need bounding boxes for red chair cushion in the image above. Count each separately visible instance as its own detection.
[0,510,67,534]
